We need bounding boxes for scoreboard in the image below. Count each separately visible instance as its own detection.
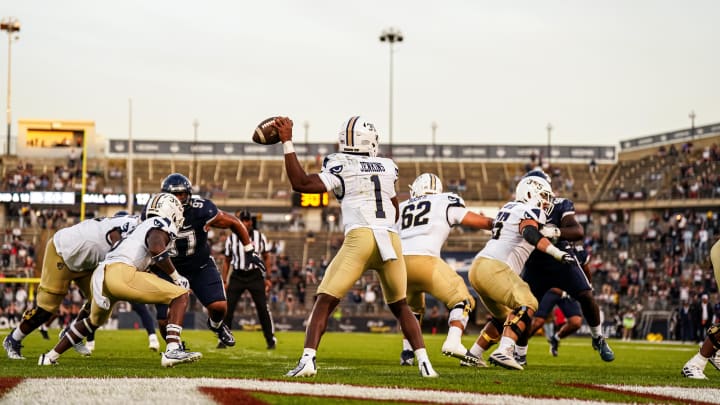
[291,192,329,208]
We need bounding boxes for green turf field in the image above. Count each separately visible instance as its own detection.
[0,328,714,404]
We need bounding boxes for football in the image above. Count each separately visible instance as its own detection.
[252,117,281,145]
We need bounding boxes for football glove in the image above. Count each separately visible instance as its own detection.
[540,225,561,240]
[245,249,267,273]
[556,252,575,265]
[174,275,190,289]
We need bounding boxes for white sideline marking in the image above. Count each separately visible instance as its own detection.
[1,378,624,405]
[600,384,720,404]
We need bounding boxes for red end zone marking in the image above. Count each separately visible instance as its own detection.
[0,378,24,396]
[561,382,717,405]
[199,387,269,405]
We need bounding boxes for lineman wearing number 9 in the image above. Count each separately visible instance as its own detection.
[275,115,439,378]
[153,173,264,348]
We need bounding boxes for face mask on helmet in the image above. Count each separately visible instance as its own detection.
[337,116,379,157]
[160,173,192,206]
[515,177,554,215]
[409,173,443,198]
[144,193,185,230]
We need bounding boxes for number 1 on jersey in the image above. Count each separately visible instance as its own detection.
[370,175,386,219]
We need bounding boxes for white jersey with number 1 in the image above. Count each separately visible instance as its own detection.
[317,153,398,233]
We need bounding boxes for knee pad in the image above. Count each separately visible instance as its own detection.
[504,306,532,337]
[21,307,54,331]
[448,300,471,328]
[707,323,720,351]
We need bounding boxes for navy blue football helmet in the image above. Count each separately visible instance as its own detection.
[161,173,192,205]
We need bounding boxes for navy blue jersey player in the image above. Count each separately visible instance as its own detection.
[154,173,265,347]
[517,170,614,363]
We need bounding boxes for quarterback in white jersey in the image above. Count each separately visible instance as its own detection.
[3,214,139,361]
[397,173,493,367]
[318,152,398,233]
[467,176,573,371]
[39,193,202,368]
[275,115,438,378]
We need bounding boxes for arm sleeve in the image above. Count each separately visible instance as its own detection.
[521,223,544,246]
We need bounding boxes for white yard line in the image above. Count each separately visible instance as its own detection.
[2,378,717,404]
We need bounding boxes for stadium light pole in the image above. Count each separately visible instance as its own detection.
[379,27,403,158]
[431,121,437,161]
[689,110,696,140]
[546,122,553,168]
[1,17,20,156]
[192,118,199,184]
[303,120,309,161]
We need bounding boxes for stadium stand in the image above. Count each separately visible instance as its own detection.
[1,131,719,338]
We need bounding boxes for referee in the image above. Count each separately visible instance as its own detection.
[220,209,276,349]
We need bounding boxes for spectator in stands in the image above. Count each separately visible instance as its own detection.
[693,294,713,342]
[589,158,598,173]
[303,259,317,285]
[621,308,636,341]
[1,284,13,310]
[68,147,79,169]
[109,166,123,179]
[276,255,291,288]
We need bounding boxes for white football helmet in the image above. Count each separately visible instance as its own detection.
[409,173,443,198]
[144,192,184,230]
[522,169,551,182]
[338,116,379,157]
[515,176,554,215]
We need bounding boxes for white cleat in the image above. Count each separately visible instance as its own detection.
[681,363,708,380]
[418,360,439,378]
[38,353,58,366]
[488,346,524,370]
[460,354,487,368]
[286,355,317,377]
[148,334,160,352]
[441,341,478,365]
[73,342,92,357]
[3,334,25,360]
[161,348,202,368]
[85,341,95,353]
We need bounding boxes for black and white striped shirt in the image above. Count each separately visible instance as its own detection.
[225,229,267,271]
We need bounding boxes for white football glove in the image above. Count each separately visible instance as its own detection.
[541,225,561,240]
[174,275,190,290]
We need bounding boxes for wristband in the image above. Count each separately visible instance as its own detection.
[544,244,564,261]
[283,141,295,154]
[169,270,180,281]
[243,243,255,253]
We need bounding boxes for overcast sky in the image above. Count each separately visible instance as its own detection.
[3,0,718,147]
